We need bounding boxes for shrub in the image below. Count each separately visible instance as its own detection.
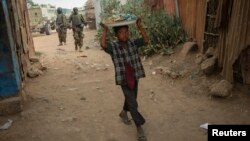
[96,0,187,56]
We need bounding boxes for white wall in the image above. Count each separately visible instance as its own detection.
[40,5,56,21]
[94,0,101,29]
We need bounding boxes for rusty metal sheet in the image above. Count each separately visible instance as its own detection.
[216,0,250,83]
[195,0,207,52]
[163,0,176,15]
[177,0,206,50]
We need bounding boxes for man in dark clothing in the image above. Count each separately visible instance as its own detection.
[69,7,87,52]
[56,7,67,46]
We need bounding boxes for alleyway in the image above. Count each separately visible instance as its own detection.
[0,29,250,141]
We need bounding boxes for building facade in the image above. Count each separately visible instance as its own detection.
[40,4,56,21]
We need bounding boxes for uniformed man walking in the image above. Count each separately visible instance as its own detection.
[56,7,67,46]
[69,7,87,52]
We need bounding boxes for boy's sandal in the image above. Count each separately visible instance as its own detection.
[119,113,132,125]
[137,130,147,141]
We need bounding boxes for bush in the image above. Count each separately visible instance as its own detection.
[96,0,187,56]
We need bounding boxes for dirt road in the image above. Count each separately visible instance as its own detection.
[0,29,250,141]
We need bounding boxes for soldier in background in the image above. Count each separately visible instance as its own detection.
[69,7,87,52]
[56,7,67,46]
[44,20,51,35]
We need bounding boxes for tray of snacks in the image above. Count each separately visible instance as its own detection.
[102,13,137,27]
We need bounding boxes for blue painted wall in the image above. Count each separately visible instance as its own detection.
[0,0,21,97]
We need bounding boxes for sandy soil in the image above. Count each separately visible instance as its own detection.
[0,29,249,141]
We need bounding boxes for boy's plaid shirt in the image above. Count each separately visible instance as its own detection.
[110,39,146,85]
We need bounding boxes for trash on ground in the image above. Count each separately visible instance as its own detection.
[200,123,210,130]
[0,119,13,130]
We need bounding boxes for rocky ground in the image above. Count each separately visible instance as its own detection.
[0,29,249,141]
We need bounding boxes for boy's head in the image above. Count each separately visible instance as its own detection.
[113,25,129,42]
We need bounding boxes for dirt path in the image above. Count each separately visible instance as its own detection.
[0,29,250,141]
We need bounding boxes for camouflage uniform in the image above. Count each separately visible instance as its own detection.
[69,8,87,51]
[56,8,67,45]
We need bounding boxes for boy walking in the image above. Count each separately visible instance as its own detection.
[100,18,149,141]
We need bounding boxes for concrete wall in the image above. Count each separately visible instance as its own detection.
[94,0,101,29]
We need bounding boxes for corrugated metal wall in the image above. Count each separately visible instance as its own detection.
[144,0,164,10]
[216,0,250,83]
[178,0,197,38]
[195,0,207,52]
[163,0,176,15]
[144,0,176,15]
[178,0,207,51]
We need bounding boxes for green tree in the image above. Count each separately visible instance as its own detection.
[97,0,187,56]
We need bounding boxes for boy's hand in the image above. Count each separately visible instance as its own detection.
[100,22,108,49]
[100,22,105,28]
[136,17,142,28]
[136,17,149,44]
[100,22,108,31]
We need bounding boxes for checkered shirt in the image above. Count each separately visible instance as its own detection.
[109,39,146,85]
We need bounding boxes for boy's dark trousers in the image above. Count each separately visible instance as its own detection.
[121,80,145,126]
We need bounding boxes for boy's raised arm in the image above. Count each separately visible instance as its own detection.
[136,18,149,44]
[100,23,108,49]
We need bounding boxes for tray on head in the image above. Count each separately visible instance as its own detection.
[105,20,136,27]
